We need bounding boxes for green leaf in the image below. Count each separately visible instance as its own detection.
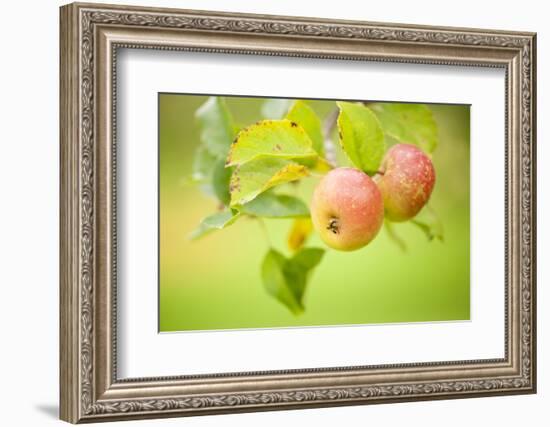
[195,97,235,158]
[299,156,334,173]
[337,101,385,175]
[226,119,317,167]
[286,101,324,156]
[191,145,217,183]
[193,97,240,204]
[410,205,444,242]
[261,98,293,119]
[370,103,438,153]
[285,248,325,296]
[189,210,241,240]
[212,159,233,206]
[229,158,309,206]
[287,218,313,252]
[384,219,407,252]
[282,248,324,312]
[240,191,309,218]
[261,248,325,315]
[262,249,302,314]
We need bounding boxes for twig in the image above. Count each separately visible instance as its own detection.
[257,218,272,247]
[322,109,339,167]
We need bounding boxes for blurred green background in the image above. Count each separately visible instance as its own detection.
[159,94,470,332]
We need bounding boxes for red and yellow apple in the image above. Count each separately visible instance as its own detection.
[375,143,435,222]
[310,167,384,251]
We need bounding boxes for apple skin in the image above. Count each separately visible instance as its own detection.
[375,143,436,222]
[311,167,384,251]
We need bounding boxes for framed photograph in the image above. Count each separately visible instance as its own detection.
[60,2,537,423]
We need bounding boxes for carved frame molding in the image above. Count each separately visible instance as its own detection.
[60,2,536,423]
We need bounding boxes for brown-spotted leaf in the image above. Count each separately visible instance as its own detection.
[286,100,324,156]
[229,158,309,207]
[226,119,317,167]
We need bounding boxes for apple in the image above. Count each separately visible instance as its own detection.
[310,167,384,251]
[375,143,435,222]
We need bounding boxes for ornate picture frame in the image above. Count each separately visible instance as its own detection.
[60,2,536,423]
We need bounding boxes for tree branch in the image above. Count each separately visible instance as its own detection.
[323,109,339,167]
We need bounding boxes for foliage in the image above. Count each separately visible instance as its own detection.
[286,100,325,156]
[370,103,438,153]
[191,97,236,202]
[261,98,293,119]
[261,248,325,315]
[336,101,385,175]
[189,210,241,240]
[226,119,318,167]
[411,205,444,242]
[240,191,309,218]
[229,158,309,207]
[188,96,443,314]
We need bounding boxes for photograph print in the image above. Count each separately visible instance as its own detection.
[159,94,470,332]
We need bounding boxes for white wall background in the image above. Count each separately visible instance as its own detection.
[0,0,545,426]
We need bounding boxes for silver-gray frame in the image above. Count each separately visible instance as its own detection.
[60,2,536,423]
